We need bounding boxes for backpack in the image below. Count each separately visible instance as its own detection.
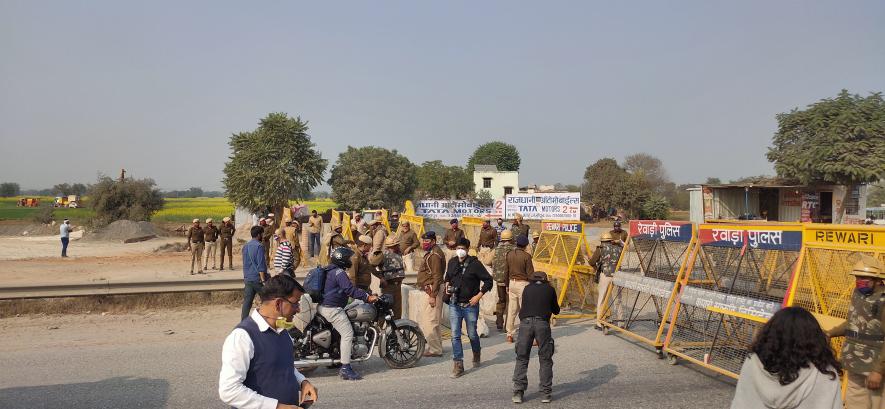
[304,265,331,303]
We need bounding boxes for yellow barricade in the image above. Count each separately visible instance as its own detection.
[340,212,354,243]
[664,223,804,378]
[404,200,416,216]
[786,224,885,356]
[599,220,696,357]
[460,216,485,249]
[398,213,426,239]
[533,220,596,319]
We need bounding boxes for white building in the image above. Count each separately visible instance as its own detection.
[473,165,518,199]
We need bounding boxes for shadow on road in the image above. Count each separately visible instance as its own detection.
[553,363,619,400]
[0,376,169,409]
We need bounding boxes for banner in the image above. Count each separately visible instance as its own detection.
[414,199,503,220]
[698,225,803,251]
[628,220,693,243]
[504,193,580,221]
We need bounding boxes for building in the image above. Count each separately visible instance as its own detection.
[688,181,869,224]
[473,165,518,199]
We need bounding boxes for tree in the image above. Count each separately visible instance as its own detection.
[0,182,20,197]
[474,189,495,208]
[767,90,885,223]
[223,113,327,215]
[869,181,885,207]
[583,158,627,211]
[52,183,71,196]
[641,195,671,220]
[328,146,417,210]
[466,141,521,173]
[89,175,164,224]
[416,160,474,199]
[620,172,652,218]
[623,153,670,194]
[705,177,722,185]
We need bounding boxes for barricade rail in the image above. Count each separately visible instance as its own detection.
[533,220,595,319]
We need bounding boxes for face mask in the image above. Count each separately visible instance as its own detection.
[857,278,875,296]
[456,249,468,259]
[275,316,297,330]
[422,242,433,251]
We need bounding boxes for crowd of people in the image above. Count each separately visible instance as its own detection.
[218,209,885,409]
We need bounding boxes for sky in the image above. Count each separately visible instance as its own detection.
[2,1,884,191]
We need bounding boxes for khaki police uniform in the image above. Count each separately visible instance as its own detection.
[219,222,235,270]
[203,223,219,269]
[443,228,465,261]
[504,247,535,339]
[349,251,374,291]
[492,240,516,330]
[417,246,446,355]
[398,229,420,272]
[260,223,274,265]
[186,224,205,274]
[609,229,629,245]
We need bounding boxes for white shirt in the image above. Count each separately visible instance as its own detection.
[60,223,71,238]
[218,309,307,409]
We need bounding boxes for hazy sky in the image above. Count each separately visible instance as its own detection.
[2,1,884,191]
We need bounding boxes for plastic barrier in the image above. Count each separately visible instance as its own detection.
[341,212,354,243]
[598,220,696,356]
[532,220,596,319]
[786,225,885,355]
[397,213,426,239]
[664,223,803,378]
[460,216,485,249]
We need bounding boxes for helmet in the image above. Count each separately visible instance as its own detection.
[500,230,513,241]
[850,254,885,279]
[600,232,613,242]
[330,246,354,269]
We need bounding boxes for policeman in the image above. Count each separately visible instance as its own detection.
[219,217,236,270]
[829,255,885,409]
[349,235,374,291]
[186,219,205,275]
[417,231,446,357]
[376,236,406,319]
[492,230,515,331]
[320,220,352,266]
[443,219,465,261]
[527,231,540,257]
[479,219,497,250]
[260,216,275,266]
[398,221,420,272]
[510,213,530,241]
[589,232,621,330]
[609,221,628,246]
[503,235,535,343]
[203,218,219,270]
[368,219,387,266]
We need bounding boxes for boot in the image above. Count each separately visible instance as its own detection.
[450,360,464,378]
[472,351,481,368]
[512,391,524,404]
[339,364,362,381]
[495,313,504,330]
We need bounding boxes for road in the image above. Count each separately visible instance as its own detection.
[0,305,735,408]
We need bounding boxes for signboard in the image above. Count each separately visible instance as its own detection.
[541,221,583,234]
[414,199,503,220]
[801,193,819,223]
[504,193,580,221]
[628,220,693,243]
[782,190,801,207]
[803,225,885,248]
[698,224,803,251]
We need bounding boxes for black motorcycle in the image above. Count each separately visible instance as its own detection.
[289,294,426,370]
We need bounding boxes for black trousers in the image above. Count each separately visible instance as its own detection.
[513,317,554,394]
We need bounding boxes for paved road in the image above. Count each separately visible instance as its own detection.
[0,306,735,408]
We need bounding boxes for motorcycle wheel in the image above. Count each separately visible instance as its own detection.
[382,325,426,369]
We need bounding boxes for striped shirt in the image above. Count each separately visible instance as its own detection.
[273,241,294,275]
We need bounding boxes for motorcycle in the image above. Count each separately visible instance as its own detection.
[289,293,426,370]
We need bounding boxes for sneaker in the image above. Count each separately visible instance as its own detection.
[339,364,362,380]
[512,391,523,404]
[541,395,552,403]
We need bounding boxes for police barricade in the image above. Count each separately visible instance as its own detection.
[533,220,596,319]
[460,216,485,249]
[340,212,354,243]
[598,220,695,356]
[663,223,803,378]
[397,213,426,239]
[786,225,885,356]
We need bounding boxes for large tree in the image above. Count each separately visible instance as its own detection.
[0,182,20,197]
[767,90,885,222]
[89,175,164,224]
[328,146,417,210]
[623,153,670,194]
[466,141,521,173]
[223,113,327,215]
[583,158,627,212]
[416,160,474,199]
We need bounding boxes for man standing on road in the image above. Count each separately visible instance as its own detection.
[204,218,220,271]
[281,220,301,272]
[241,226,268,320]
[445,238,493,378]
[59,218,72,257]
[492,230,515,332]
[376,236,406,319]
[589,232,622,331]
[220,217,236,270]
[417,231,446,357]
[512,271,559,404]
[479,219,497,257]
[610,221,628,246]
[187,218,205,275]
[527,231,540,257]
[219,274,319,409]
[368,218,387,266]
[443,219,465,262]
[320,220,351,266]
[398,221,420,273]
[504,235,535,343]
[259,217,274,266]
[510,213,530,241]
[308,210,323,259]
[349,235,375,291]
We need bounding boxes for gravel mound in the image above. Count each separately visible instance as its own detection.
[153,242,189,253]
[87,220,159,243]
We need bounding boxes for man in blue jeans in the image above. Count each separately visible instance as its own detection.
[241,225,268,320]
[444,238,493,378]
[59,218,72,257]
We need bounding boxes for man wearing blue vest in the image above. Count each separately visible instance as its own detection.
[219,274,319,409]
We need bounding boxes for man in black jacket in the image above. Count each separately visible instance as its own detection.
[512,271,560,404]
[445,237,493,378]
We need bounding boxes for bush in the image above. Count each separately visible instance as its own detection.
[89,176,164,225]
[641,195,670,220]
[31,206,54,224]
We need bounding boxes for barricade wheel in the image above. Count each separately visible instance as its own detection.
[602,326,610,336]
[666,353,678,365]
[655,348,664,359]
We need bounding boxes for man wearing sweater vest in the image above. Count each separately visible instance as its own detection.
[219,274,319,409]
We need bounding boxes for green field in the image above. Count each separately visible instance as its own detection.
[0,197,336,224]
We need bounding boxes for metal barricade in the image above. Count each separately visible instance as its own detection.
[533,220,596,319]
[599,220,695,357]
[664,223,803,378]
